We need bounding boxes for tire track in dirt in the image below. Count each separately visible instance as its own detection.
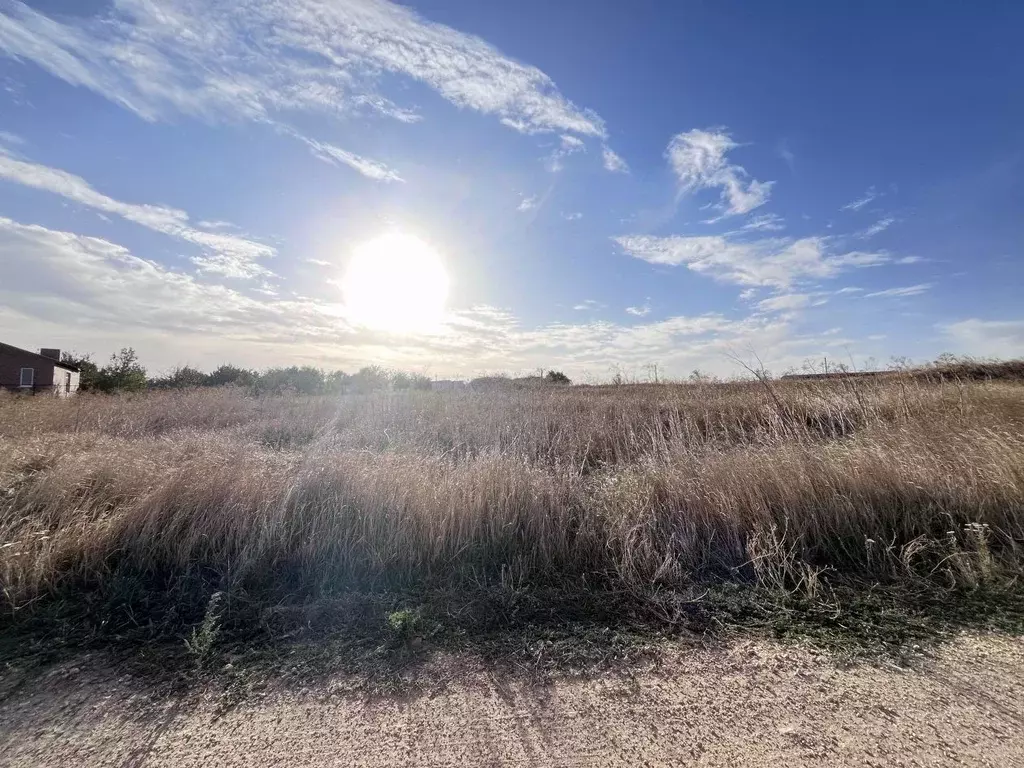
[1,635,1022,767]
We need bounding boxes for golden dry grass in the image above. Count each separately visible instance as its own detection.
[1,373,1023,625]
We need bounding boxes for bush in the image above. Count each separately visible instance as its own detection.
[545,370,571,385]
[95,348,147,393]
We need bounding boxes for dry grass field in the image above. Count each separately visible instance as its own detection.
[1,367,1023,662]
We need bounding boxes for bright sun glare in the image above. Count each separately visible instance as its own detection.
[342,233,449,333]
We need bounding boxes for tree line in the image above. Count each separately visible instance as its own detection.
[60,348,572,394]
[61,348,432,394]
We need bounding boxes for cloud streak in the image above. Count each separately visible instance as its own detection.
[864,283,933,298]
[0,149,275,278]
[615,234,888,291]
[0,0,605,166]
[602,146,629,173]
[666,129,773,216]
[298,136,404,182]
[841,187,881,212]
[858,216,896,238]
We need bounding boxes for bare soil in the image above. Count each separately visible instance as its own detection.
[1,634,1022,767]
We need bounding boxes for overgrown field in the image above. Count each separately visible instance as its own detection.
[2,371,1024,660]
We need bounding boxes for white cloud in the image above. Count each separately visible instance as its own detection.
[0,130,24,146]
[896,255,925,264]
[835,286,864,294]
[941,319,1024,359]
[625,304,651,317]
[602,145,629,173]
[517,194,538,212]
[0,216,297,336]
[742,213,785,232]
[614,234,889,290]
[573,299,603,311]
[666,129,773,216]
[0,0,605,160]
[561,211,583,221]
[0,214,834,378]
[858,216,896,238]
[299,136,404,182]
[841,187,880,212]
[864,283,933,298]
[306,258,332,267]
[757,293,811,312]
[545,133,587,172]
[196,220,237,231]
[0,150,274,278]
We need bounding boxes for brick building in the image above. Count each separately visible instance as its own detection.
[0,343,81,396]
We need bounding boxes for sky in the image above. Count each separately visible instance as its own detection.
[0,0,1022,380]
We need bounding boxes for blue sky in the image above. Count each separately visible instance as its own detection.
[0,0,1021,379]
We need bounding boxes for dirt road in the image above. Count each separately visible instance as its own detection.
[1,634,1022,767]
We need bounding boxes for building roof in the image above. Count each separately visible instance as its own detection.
[0,342,80,372]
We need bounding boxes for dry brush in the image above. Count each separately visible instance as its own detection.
[1,373,1023,634]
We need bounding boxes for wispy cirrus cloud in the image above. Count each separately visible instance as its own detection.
[602,145,629,173]
[864,283,933,298]
[298,136,404,183]
[742,213,785,232]
[545,134,586,172]
[0,0,605,178]
[841,186,881,212]
[614,234,888,291]
[625,303,651,317]
[756,293,812,312]
[0,216,296,336]
[517,194,538,212]
[0,149,275,278]
[666,128,773,217]
[858,216,896,238]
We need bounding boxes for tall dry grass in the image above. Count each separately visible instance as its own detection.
[1,374,1023,627]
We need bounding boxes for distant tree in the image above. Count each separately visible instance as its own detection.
[149,366,209,389]
[324,370,351,394]
[254,366,325,395]
[544,370,571,385]
[351,365,389,393]
[390,370,413,390]
[60,351,99,391]
[409,373,432,391]
[96,348,147,392]
[291,366,326,395]
[207,364,257,388]
[253,368,290,395]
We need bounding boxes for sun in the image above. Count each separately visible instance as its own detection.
[342,233,450,333]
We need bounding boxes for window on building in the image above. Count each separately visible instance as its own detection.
[19,368,34,388]
[65,371,72,394]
